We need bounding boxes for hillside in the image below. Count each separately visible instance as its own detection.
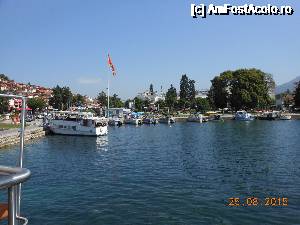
[275,76,300,94]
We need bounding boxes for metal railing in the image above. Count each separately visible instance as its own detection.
[0,94,30,225]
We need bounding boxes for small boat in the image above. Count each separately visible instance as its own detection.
[209,114,223,122]
[279,114,292,120]
[187,114,203,123]
[234,111,254,121]
[158,116,175,124]
[49,111,108,136]
[108,117,123,126]
[142,117,158,124]
[124,117,142,125]
[257,111,279,120]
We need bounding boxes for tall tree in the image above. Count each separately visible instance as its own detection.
[0,74,10,81]
[150,84,154,95]
[72,94,85,106]
[97,91,107,107]
[230,69,272,110]
[208,71,233,109]
[27,97,46,114]
[0,91,9,114]
[110,94,124,108]
[179,74,189,100]
[49,85,73,110]
[165,84,177,109]
[294,81,300,107]
[133,97,143,111]
[193,97,211,113]
[188,79,196,101]
[49,85,63,110]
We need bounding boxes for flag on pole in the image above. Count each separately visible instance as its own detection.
[107,54,116,76]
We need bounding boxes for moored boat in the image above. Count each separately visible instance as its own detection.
[279,114,292,120]
[49,111,108,136]
[108,117,123,126]
[257,111,279,120]
[124,117,142,125]
[142,117,158,124]
[234,111,254,121]
[158,116,175,124]
[187,114,203,123]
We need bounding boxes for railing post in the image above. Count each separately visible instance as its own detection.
[8,186,16,225]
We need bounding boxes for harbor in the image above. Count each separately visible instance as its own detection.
[1,120,300,225]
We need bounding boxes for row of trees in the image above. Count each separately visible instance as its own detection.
[96,91,124,108]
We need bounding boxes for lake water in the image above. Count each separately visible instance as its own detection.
[0,121,300,225]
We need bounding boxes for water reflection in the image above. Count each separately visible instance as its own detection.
[96,135,108,151]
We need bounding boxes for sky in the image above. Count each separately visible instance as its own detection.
[0,0,299,99]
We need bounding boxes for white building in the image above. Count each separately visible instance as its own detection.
[195,90,209,99]
[136,90,165,103]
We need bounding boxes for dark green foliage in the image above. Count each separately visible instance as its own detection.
[72,94,85,107]
[110,94,124,108]
[0,74,10,81]
[208,71,233,109]
[0,91,9,114]
[27,97,46,114]
[294,81,300,107]
[193,97,211,113]
[208,69,274,111]
[97,91,107,107]
[133,97,144,111]
[49,85,73,110]
[230,69,272,110]
[179,74,189,100]
[165,84,177,109]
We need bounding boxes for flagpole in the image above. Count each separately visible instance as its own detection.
[107,78,110,118]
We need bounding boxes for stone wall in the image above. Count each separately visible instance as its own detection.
[0,127,46,148]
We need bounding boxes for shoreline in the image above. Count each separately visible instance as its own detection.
[0,126,47,149]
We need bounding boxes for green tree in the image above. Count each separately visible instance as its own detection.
[179,74,189,101]
[208,71,233,109]
[72,94,85,106]
[134,97,143,111]
[0,91,9,114]
[294,81,300,107]
[230,69,273,110]
[97,91,107,107]
[110,94,124,108]
[155,99,165,111]
[193,97,210,113]
[27,97,46,114]
[0,74,10,81]
[49,85,73,110]
[150,84,154,95]
[165,84,177,109]
[188,79,196,101]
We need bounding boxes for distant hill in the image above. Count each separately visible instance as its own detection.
[275,76,300,94]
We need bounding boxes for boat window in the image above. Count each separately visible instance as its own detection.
[59,125,63,128]
[72,126,76,131]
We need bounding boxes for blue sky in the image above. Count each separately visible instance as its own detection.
[0,0,299,99]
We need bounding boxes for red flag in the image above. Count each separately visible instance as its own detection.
[108,54,116,76]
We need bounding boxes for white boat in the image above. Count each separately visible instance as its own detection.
[279,114,292,120]
[187,114,203,123]
[234,111,254,121]
[108,117,123,126]
[158,116,175,124]
[124,118,142,125]
[49,111,108,136]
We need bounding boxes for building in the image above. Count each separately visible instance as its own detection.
[136,90,165,103]
[195,90,209,99]
[105,108,131,118]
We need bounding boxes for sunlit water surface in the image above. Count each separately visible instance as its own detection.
[0,121,299,225]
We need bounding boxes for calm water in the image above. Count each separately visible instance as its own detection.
[0,121,300,225]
